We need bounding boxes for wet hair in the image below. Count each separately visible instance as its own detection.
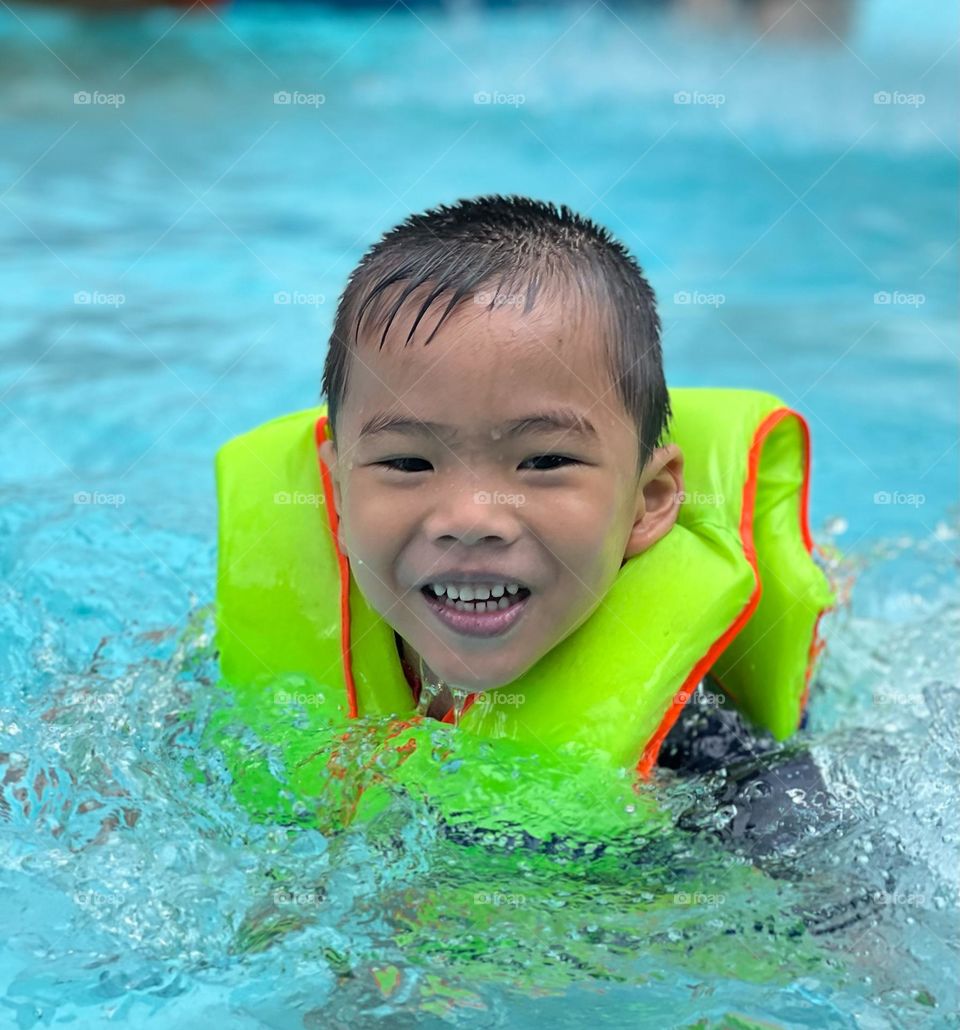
[321,194,670,471]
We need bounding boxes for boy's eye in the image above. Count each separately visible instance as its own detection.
[519,454,581,471]
[374,455,582,473]
[376,457,433,473]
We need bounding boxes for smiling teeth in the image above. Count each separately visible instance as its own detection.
[455,598,510,611]
[429,582,522,600]
[426,581,525,613]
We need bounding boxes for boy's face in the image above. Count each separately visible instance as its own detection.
[319,289,683,692]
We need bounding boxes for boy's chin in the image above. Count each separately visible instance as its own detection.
[423,653,531,694]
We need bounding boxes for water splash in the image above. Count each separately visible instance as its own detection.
[5,517,957,1024]
[413,652,473,726]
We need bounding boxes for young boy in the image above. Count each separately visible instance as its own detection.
[317,194,684,724]
[216,193,833,857]
[306,193,831,856]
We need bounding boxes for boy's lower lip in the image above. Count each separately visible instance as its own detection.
[420,587,531,638]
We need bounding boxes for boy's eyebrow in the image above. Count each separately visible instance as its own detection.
[358,407,598,442]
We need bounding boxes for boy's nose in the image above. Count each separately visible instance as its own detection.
[421,483,523,547]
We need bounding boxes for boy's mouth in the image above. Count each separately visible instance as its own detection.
[419,582,532,638]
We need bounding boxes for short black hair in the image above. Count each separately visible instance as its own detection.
[321,194,670,471]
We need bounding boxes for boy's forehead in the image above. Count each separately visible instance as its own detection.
[342,293,617,430]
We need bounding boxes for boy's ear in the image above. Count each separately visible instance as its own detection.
[623,443,684,561]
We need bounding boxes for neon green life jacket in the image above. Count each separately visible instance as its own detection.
[211,388,833,834]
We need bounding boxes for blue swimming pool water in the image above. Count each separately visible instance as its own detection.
[1,1,957,1026]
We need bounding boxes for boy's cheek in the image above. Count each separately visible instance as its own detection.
[339,517,403,604]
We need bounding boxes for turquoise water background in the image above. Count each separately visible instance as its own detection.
[1,1,957,1026]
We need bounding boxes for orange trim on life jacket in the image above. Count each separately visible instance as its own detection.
[795,417,832,724]
[315,416,359,720]
[689,414,830,734]
[316,417,479,726]
[636,407,818,778]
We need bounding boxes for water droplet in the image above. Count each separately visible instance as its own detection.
[825,516,848,536]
